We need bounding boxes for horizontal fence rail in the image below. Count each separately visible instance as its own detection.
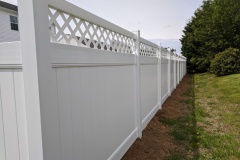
[0,0,187,160]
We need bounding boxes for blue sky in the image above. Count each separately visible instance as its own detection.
[3,0,203,53]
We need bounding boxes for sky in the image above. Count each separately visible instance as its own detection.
[66,0,203,39]
[3,0,203,39]
[3,0,203,53]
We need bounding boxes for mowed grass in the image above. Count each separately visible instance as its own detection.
[194,73,240,160]
[164,73,240,160]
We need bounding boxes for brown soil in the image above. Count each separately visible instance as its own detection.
[122,74,193,160]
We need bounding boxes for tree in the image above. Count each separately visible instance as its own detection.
[180,0,240,72]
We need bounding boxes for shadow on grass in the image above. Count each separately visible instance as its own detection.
[161,74,201,160]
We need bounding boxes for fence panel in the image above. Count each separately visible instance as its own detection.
[0,1,187,159]
[0,69,29,160]
[161,58,169,104]
[171,59,175,91]
[176,60,178,85]
[50,64,136,160]
[140,58,159,129]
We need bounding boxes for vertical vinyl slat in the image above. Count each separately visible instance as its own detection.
[41,68,62,160]
[148,65,152,114]
[80,67,92,160]
[110,66,121,148]
[154,64,158,106]
[1,70,20,160]
[108,66,119,151]
[0,72,6,160]
[90,67,107,159]
[126,66,136,132]
[103,67,112,157]
[120,66,135,136]
[13,69,29,160]
[172,60,174,89]
[144,65,148,119]
[140,65,144,120]
[150,65,153,109]
[69,68,84,160]
[114,66,126,142]
[56,68,74,160]
[152,65,155,107]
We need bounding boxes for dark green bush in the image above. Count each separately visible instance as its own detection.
[210,48,240,76]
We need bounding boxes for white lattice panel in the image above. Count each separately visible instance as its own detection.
[140,43,157,57]
[48,7,135,54]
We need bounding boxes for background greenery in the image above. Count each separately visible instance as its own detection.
[210,48,240,76]
[180,0,240,73]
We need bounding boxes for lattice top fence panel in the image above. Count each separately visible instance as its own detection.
[48,7,135,54]
[140,43,158,57]
[161,47,169,59]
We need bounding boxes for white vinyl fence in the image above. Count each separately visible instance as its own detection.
[0,1,187,160]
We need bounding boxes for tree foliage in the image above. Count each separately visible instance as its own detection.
[180,0,240,72]
[211,48,240,76]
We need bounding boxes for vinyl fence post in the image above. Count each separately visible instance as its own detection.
[134,30,142,138]
[18,0,55,159]
[157,43,162,109]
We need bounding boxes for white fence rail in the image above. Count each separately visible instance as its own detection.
[0,1,187,160]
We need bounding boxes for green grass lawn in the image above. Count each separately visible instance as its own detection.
[194,73,240,160]
[165,73,240,160]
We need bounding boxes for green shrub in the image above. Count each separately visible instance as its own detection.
[210,48,240,76]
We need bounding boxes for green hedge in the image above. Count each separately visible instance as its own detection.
[210,48,240,76]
